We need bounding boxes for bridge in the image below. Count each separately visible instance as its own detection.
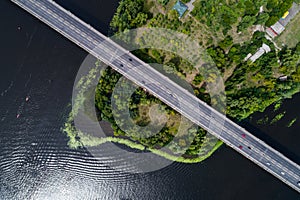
[11,0,300,193]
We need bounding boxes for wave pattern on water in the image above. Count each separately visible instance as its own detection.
[1,0,300,199]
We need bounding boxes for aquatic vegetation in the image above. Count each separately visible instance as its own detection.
[270,112,286,125]
[287,118,297,128]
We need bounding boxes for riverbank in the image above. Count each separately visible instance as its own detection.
[63,0,300,164]
[62,62,223,163]
[4,0,300,198]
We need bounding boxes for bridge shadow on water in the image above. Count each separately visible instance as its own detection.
[236,93,300,165]
[240,119,300,164]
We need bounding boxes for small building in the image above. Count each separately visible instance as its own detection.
[279,75,288,81]
[249,49,265,62]
[244,53,252,61]
[262,43,271,53]
[249,43,271,62]
[259,6,264,13]
[271,22,285,35]
[266,27,278,38]
[173,1,188,18]
[266,2,300,38]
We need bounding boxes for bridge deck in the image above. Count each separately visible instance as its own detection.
[11,0,300,193]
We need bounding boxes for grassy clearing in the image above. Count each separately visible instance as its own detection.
[276,12,300,48]
[145,0,226,48]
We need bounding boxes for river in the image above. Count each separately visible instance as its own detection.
[0,0,299,199]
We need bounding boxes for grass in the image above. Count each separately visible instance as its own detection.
[65,0,296,164]
[148,140,223,163]
[65,121,224,163]
[78,132,146,150]
[145,0,225,48]
[276,12,300,48]
[62,58,223,164]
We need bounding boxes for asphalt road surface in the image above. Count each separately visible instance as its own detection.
[11,0,300,193]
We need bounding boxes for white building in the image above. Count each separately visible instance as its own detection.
[270,22,285,35]
[249,43,271,62]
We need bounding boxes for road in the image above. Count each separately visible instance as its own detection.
[11,0,300,193]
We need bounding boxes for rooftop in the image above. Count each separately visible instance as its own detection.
[249,43,271,62]
[271,22,285,35]
[266,27,277,38]
[173,1,188,18]
[249,48,265,62]
[262,43,271,53]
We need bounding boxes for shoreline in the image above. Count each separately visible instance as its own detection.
[63,117,224,163]
[63,0,300,164]
[62,56,300,163]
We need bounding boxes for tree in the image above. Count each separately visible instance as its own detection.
[110,0,148,32]
[193,74,203,85]
[219,36,233,51]
[158,0,169,5]
[237,15,256,32]
[255,13,270,25]
[181,0,191,3]
[244,1,257,15]
[131,12,148,27]
[163,63,176,74]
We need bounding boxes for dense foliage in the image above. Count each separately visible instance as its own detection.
[191,0,295,34]
[225,41,300,119]
[71,0,300,161]
[110,0,148,32]
[157,0,169,5]
[95,68,210,157]
[265,0,294,26]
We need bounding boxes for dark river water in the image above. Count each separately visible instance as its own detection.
[0,0,299,199]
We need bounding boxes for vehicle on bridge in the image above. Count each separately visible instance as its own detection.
[12,0,300,193]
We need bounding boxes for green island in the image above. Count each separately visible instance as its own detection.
[270,111,286,124]
[64,0,300,163]
[287,118,297,127]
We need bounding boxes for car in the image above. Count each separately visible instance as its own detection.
[281,171,285,175]
[297,181,300,186]
[120,64,124,67]
[247,146,251,150]
[241,133,246,138]
[128,58,132,61]
[239,145,243,149]
[266,162,271,166]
